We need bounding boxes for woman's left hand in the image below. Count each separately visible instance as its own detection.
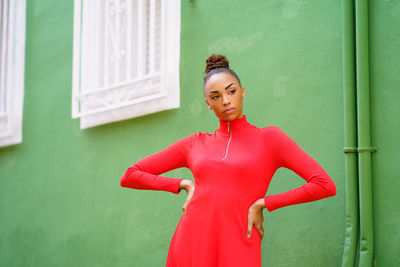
[247,198,266,239]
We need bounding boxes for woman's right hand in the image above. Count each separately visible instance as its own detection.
[179,179,195,216]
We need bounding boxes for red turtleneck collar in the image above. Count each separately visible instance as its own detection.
[218,115,250,135]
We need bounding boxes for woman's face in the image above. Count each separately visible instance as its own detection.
[204,72,246,121]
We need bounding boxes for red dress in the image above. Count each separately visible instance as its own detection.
[120,115,336,267]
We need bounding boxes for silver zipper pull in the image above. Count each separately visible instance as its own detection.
[222,121,232,161]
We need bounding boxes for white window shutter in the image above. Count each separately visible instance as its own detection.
[72,0,180,129]
[0,0,26,148]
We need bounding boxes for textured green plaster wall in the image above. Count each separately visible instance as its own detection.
[369,1,400,266]
[0,0,397,266]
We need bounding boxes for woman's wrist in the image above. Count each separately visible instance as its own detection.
[251,198,266,211]
[179,179,193,190]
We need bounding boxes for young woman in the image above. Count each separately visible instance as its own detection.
[120,54,337,267]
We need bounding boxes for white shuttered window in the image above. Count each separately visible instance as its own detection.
[0,0,26,148]
[72,0,180,129]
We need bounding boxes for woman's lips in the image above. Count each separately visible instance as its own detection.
[224,108,235,114]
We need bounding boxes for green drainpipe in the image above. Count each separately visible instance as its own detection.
[341,0,359,266]
[355,0,376,265]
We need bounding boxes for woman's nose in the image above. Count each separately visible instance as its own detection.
[222,95,230,105]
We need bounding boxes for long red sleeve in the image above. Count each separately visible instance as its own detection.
[264,126,337,212]
[120,133,196,194]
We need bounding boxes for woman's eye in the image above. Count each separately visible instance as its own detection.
[211,95,219,100]
[229,89,236,94]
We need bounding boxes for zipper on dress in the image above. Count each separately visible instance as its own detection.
[222,121,232,161]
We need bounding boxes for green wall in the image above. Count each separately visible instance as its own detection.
[369,0,400,266]
[0,0,398,266]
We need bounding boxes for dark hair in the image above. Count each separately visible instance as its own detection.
[203,54,241,94]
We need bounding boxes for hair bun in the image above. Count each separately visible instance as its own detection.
[204,54,229,75]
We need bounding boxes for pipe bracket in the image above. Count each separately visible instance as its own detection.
[343,146,378,153]
[344,147,358,153]
[357,146,378,153]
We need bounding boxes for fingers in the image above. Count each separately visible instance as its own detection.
[247,225,252,238]
[248,221,265,239]
[257,211,265,239]
[256,225,264,239]
[182,205,187,215]
[248,206,265,239]
[182,183,195,216]
[182,196,191,215]
[247,212,253,238]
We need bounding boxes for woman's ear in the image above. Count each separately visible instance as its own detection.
[205,99,212,110]
[241,87,246,99]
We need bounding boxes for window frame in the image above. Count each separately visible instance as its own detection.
[71,0,181,129]
[0,0,26,148]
